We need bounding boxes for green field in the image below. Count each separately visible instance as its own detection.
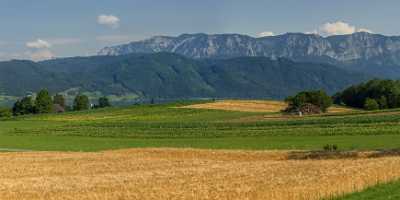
[333,180,400,200]
[1,101,400,152]
[2,101,400,199]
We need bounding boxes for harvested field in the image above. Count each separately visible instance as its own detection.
[183,100,355,114]
[182,100,287,113]
[1,149,400,200]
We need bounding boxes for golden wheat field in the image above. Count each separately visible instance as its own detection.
[0,148,400,200]
[183,100,355,113]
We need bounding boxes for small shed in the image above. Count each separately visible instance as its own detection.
[53,104,65,113]
[298,103,321,115]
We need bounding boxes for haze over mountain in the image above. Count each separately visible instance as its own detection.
[0,53,368,103]
[98,32,400,78]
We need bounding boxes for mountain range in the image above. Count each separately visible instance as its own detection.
[5,32,400,105]
[98,32,400,78]
[0,53,369,104]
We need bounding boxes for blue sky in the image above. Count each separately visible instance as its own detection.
[0,0,399,61]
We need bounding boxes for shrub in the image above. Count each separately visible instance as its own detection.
[97,96,111,108]
[323,144,338,152]
[0,107,12,118]
[364,98,379,110]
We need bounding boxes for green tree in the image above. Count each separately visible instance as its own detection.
[98,96,111,108]
[336,79,400,109]
[0,107,12,118]
[285,90,332,113]
[12,96,35,116]
[73,94,89,111]
[53,94,66,108]
[35,89,53,114]
[364,98,379,110]
[377,96,388,109]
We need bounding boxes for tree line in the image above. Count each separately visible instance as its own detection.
[285,79,400,113]
[10,89,111,116]
[334,79,400,110]
[1,79,398,119]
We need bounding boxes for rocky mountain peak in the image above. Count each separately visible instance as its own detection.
[98,32,400,75]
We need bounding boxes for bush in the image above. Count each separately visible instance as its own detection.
[364,98,380,110]
[285,90,332,113]
[97,96,111,108]
[0,107,12,118]
[323,144,338,152]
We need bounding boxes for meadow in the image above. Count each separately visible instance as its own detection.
[1,100,400,199]
[1,100,400,151]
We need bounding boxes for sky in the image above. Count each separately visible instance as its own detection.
[0,0,399,61]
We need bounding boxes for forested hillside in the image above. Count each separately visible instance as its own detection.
[0,53,370,102]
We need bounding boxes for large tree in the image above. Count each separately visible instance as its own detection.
[285,90,332,113]
[12,96,35,116]
[35,89,53,114]
[98,96,111,108]
[73,94,90,111]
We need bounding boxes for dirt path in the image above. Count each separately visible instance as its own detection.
[0,148,400,200]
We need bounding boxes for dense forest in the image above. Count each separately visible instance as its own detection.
[335,79,400,110]
[0,53,369,101]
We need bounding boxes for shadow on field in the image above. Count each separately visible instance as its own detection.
[288,149,400,160]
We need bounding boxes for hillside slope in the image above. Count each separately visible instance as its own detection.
[0,53,369,100]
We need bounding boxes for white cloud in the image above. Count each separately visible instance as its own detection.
[26,39,51,49]
[25,39,55,61]
[97,14,120,28]
[8,37,79,61]
[28,50,55,61]
[357,28,373,33]
[319,21,356,36]
[314,21,373,36]
[257,31,275,37]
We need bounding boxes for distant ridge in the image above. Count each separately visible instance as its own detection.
[98,32,400,78]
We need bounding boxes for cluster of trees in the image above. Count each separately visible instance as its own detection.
[284,90,332,114]
[11,89,111,116]
[335,79,400,110]
[12,90,53,116]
